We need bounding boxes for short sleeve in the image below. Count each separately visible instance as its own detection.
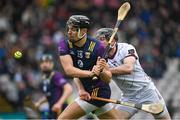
[58,39,69,55]
[53,72,68,87]
[122,44,138,59]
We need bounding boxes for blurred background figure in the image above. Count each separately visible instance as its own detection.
[0,0,180,119]
[35,54,72,119]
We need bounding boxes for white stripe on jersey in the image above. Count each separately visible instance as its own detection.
[108,43,154,97]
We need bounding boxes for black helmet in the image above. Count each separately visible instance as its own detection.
[40,54,53,62]
[67,15,90,29]
[95,28,119,41]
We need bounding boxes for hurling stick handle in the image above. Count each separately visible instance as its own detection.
[91,96,136,108]
[92,2,131,80]
[91,96,140,110]
[91,96,163,114]
[91,96,118,104]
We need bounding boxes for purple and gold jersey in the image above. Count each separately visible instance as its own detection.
[40,71,67,107]
[58,36,111,107]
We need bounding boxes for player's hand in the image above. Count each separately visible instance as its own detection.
[52,102,62,115]
[92,65,101,76]
[79,90,91,101]
[34,102,40,109]
[96,57,108,70]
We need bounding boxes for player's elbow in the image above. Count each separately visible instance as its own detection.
[63,68,74,76]
[65,71,72,76]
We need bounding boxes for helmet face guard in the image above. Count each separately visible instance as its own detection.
[40,54,54,72]
[40,54,53,62]
[66,15,90,41]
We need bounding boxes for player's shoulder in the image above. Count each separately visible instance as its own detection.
[53,71,64,79]
[87,36,100,43]
[117,42,134,47]
[58,38,68,48]
[117,43,135,49]
[59,38,68,44]
[87,36,104,48]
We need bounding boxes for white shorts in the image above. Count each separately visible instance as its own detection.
[75,97,115,116]
[115,83,169,117]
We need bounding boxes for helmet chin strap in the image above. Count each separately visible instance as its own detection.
[78,28,86,39]
[72,28,86,43]
[69,28,87,43]
[108,42,117,58]
[109,42,117,49]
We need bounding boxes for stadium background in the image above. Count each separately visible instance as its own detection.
[0,0,180,119]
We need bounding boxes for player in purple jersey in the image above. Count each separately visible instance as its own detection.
[58,15,119,119]
[35,54,73,119]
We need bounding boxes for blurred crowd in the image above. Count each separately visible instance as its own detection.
[0,0,180,115]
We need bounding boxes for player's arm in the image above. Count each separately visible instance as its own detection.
[35,96,47,108]
[99,66,112,83]
[74,77,85,91]
[96,58,112,83]
[57,83,72,105]
[110,56,136,75]
[74,78,91,100]
[52,83,73,113]
[59,55,94,78]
